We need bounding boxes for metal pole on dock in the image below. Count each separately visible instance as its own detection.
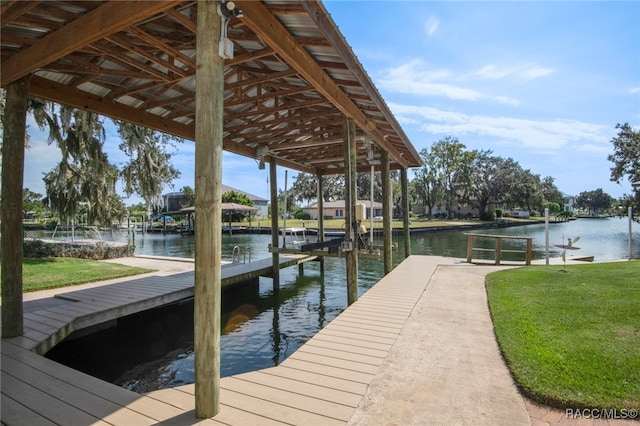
[545,207,549,265]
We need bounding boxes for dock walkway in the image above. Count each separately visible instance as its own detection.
[1,256,606,425]
[4,254,315,356]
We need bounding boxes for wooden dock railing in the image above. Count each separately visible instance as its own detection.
[465,233,533,265]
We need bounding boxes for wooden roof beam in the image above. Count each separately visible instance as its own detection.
[104,34,188,78]
[225,68,299,90]
[224,85,311,108]
[29,76,242,156]
[165,7,197,34]
[301,0,421,167]
[236,0,409,169]
[226,47,276,67]
[92,42,172,81]
[0,1,42,28]
[1,1,183,86]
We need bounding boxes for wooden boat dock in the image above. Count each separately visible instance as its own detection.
[2,254,444,425]
[3,255,616,425]
[2,255,316,356]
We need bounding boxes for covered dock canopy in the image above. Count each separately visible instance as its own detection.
[1,0,421,419]
[1,0,420,172]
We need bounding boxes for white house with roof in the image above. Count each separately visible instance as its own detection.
[162,185,268,218]
[562,193,575,214]
[302,200,387,220]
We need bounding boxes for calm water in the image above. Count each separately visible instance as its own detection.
[46,217,639,392]
[130,216,640,263]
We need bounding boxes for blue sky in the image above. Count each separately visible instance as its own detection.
[23,1,639,205]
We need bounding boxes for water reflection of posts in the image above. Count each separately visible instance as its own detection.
[271,293,281,366]
[318,275,326,330]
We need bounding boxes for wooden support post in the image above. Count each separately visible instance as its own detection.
[466,234,474,263]
[317,170,325,273]
[344,118,358,305]
[526,238,533,265]
[381,150,392,274]
[495,238,502,265]
[401,167,411,258]
[1,74,30,338]
[270,156,280,290]
[194,0,223,418]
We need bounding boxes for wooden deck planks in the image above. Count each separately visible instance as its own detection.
[319,325,399,343]
[1,393,58,426]
[2,356,154,425]
[10,256,308,356]
[311,331,393,352]
[304,338,390,359]
[1,255,451,425]
[261,365,369,395]
[219,387,345,426]
[234,370,363,407]
[278,358,376,384]
[287,350,381,375]
[1,372,112,426]
[148,385,283,426]
[222,376,355,421]
[2,340,190,424]
[295,344,386,367]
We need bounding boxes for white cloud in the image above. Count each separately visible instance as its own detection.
[376,60,519,105]
[472,63,554,81]
[630,87,640,94]
[495,96,519,106]
[574,143,611,154]
[388,102,611,152]
[425,16,439,37]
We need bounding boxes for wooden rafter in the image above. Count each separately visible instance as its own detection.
[2,0,421,176]
[236,0,410,168]
[1,1,183,86]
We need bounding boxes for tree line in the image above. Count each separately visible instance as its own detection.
[280,136,565,221]
[283,128,639,222]
[2,94,638,224]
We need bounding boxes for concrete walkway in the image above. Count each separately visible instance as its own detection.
[348,263,531,426]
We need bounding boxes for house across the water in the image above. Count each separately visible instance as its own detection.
[302,200,391,220]
[162,185,269,218]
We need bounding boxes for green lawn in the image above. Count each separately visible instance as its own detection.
[486,261,640,410]
[3,258,153,292]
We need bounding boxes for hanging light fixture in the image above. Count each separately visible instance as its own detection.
[217,1,244,59]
